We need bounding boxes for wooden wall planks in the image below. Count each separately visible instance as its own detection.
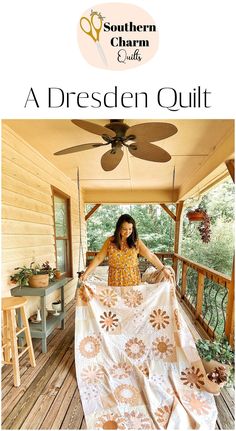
[2,124,86,316]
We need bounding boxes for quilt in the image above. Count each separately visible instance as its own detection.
[75,273,219,429]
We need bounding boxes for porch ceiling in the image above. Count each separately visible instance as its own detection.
[4,119,234,203]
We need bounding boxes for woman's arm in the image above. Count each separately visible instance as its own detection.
[80,238,110,281]
[138,239,172,280]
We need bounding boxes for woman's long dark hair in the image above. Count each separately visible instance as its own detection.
[112,214,138,249]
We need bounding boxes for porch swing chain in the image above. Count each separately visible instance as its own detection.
[77,167,86,279]
[169,166,176,250]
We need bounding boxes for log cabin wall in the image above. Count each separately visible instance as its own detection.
[1,124,86,317]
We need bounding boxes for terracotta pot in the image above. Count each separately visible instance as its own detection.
[29,274,49,288]
[187,211,206,221]
[54,270,62,279]
[202,358,231,389]
[202,358,231,373]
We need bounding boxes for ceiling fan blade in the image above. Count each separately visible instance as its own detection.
[128,142,171,163]
[71,120,116,138]
[54,143,108,156]
[126,122,178,142]
[101,147,124,171]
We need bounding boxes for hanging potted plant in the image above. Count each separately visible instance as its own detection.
[186,207,207,222]
[197,213,211,243]
[186,205,211,243]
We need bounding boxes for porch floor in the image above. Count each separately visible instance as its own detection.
[1,299,234,430]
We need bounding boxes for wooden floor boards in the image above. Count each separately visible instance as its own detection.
[1,298,234,429]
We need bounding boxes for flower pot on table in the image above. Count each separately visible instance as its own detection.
[54,270,62,279]
[29,274,49,288]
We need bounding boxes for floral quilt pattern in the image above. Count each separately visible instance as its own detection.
[75,278,219,429]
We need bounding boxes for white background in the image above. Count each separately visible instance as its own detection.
[0,0,235,119]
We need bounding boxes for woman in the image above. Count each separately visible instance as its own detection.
[80,214,171,286]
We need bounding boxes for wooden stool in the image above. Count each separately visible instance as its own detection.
[1,297,36,387]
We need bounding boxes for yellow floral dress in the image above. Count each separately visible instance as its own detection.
[107,240,141,286]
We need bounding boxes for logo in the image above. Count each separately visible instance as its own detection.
[78,3,159,70]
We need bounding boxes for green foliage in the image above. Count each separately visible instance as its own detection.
[10,266,33,287]
[40,261,55,279]
[182,179,234,276]
[185,180,234,224]
[196,336,234,383]
[86,179,234,277]
[87,204,174,252]
[196,336,234,365]
[182,221,234,276]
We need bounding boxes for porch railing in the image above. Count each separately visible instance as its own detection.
[173,253,233,344]
[86,251,234,345]
[86,251,174,272]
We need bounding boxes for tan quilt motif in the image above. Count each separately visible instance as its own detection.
[75,276,219,429]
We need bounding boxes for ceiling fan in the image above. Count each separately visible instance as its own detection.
[54,119,178,171]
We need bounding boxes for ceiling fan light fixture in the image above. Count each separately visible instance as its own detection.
[125,134,136,142]
[102,134,113,142]
[129,143,137,150]
[105,120,130,137]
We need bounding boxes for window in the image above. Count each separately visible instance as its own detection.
[52,189,72,276]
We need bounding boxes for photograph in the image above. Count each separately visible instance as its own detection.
[1,0,235,429]
[1,118,234,429]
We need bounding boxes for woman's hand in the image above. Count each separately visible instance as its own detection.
[78,238,110,284]
[79,272,88,283]
[138,240,173,281]
[162,267,172,280]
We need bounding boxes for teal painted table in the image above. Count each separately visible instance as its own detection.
[11,277,73,353]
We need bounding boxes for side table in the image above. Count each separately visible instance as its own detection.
[11,277,73,353]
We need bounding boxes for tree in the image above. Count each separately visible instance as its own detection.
[86,204,175,252]
[182,179,234,276]
[86,178,234,276]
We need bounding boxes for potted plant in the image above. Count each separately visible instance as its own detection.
[10,266,33,287]
[54,269,62,279]
[28,262,51,288]
[186,207,206,221]
[196,336,234,386]
[186,206,211,243]
[40,261,55,280]
[10,261,55,288]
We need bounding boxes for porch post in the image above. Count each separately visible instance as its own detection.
[225,159,234,345]
[173,201,184,279]
[225,262,234,345]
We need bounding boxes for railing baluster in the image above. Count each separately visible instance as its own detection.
[212,288,228,335]
[221,289,228,335]
[202,282,215,325]
[225,259,234,345]
[181,263,188,299]
[195,273,205,319]
[209,284,221,332]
